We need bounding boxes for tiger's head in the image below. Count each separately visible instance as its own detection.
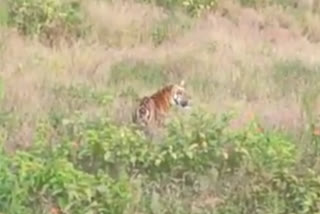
[169,80,191,109]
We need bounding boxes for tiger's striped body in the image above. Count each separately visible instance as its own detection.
[132,81,191,129]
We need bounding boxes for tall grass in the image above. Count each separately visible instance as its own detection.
[1,0,320,213]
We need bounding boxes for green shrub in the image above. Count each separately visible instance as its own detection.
[234,121,296,172]
[8,0,88,43]
[74,117,150,177]
[65,108,296,181]
[271,169,320,214]
[64,110,234,181]
[216,169,320,214]
[0,102,316,214]
[0,121,131,214]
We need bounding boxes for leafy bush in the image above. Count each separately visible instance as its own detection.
[0,120,131,214]
[216,169,320,214]
[271,169,320,214]
[234,121,296,171]
[0,151,131,213]
[59,108,297,183]
[8,0,88,44]
[0,102,319,214]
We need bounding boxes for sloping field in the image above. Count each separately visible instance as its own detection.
[1,0,320,213]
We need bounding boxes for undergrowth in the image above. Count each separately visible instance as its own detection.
[2,0,320,213]
[0,100,319,213]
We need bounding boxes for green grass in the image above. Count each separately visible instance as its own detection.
[189,72,219,101]
[108,60,168,88]
[272,58,320,96]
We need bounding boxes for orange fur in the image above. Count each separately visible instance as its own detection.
[150,85,173,114]
[132,82,190,129]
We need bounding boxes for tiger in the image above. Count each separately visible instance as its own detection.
[132,80,191,129]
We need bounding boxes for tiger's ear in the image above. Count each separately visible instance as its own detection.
[179,80,185,87]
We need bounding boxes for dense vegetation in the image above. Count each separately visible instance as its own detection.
[1,0,320,213]
[2,102,320,214]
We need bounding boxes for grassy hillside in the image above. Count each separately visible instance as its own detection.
[1,0,320,213]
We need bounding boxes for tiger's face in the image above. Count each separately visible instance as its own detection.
[170,80,191,109]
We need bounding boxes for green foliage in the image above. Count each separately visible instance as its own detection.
[0,101,319,213]
[0,120,131,214]
[8,0,88,42]
[2,0,320,212]
[271,169,320,214]
[217,169,320,214]
[235,121,296,171]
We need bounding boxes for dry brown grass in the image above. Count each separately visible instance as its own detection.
[1,0,320,148]
[83,0,165,47]
[300,11,320,43]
